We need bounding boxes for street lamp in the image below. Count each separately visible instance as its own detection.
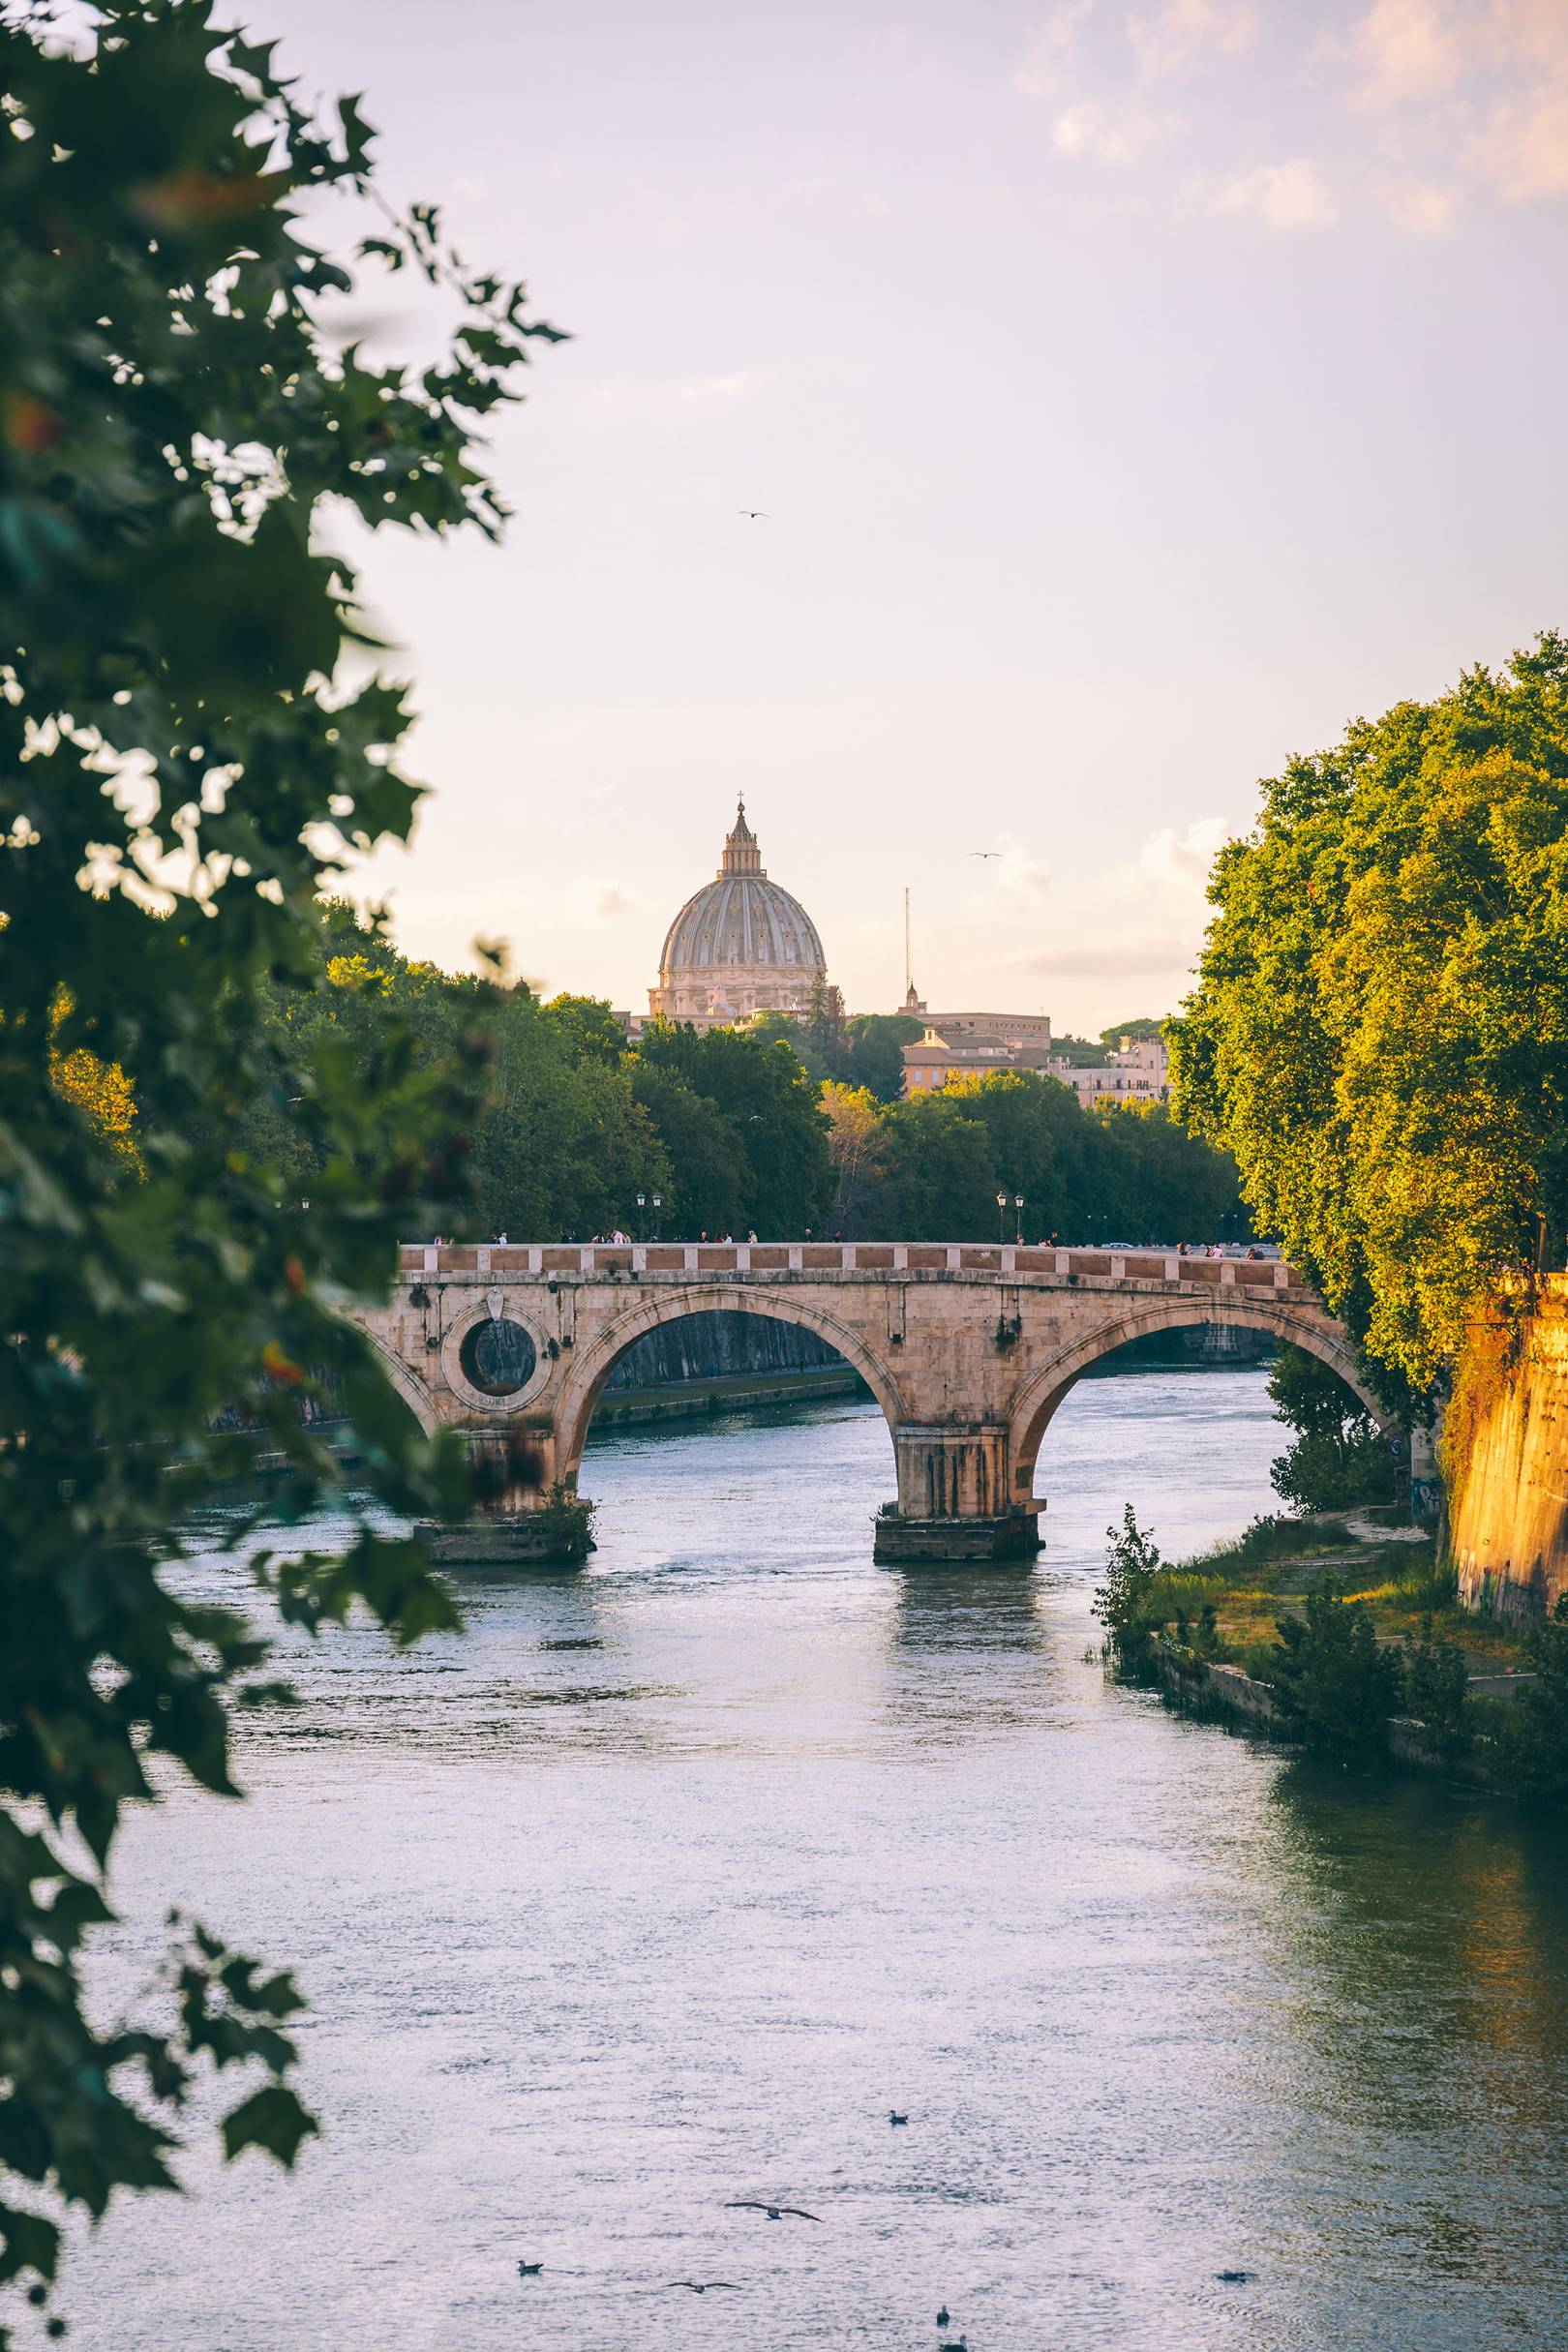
[651,1191,663,1242]
[996,1190,1008,1247]
[1014,1192,1025,1245]
[636,1190,647,1244]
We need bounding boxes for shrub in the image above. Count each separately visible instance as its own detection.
[1487,1600,1568,1798]
[1093,1505,1163,1671]
[1177,1514,1351,1579]
[1400,1616,1469,1735]
[1262,1578,1403,1751]
[533,1483,597,1563]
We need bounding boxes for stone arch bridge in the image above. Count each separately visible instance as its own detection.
[354,1240,1376,1562]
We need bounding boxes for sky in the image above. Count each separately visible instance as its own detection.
[255,0,1565,1033]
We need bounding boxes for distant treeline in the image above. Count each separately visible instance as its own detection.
[235,906,1247,1246]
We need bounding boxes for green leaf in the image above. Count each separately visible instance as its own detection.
[220,2087,319,2167]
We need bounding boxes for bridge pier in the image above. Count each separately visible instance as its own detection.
[873,1424,1041,1564]
[422,1426,592,1565]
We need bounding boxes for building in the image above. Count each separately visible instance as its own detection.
[901,1013,1055,1096]
[1046,1032,1169,1108]
[902,1018,1168,1106]
[648,800,829,1031]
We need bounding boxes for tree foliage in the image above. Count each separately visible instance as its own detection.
[1170,636,1568,1388]
[0,2,561,2326]
[1092,1504,1164,1670]
[1266,1343,1399,1513]
[844,1071,1244,1243]
[1263,1580,1404,1751]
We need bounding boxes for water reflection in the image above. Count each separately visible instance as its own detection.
[888,1562,1050,1651]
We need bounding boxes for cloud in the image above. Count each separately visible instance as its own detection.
[1131,815,1231,892]
[1054,98,1182,162]
[971,838,1052,908]
[1471,78,1568,200]
[1340,0,1465,113]
[1018,937,1196,978]
[1202,157,1341,226]
[1016,1,1094,97]
[1130,0,1258,82]
[1374,171,1464,230]
[1335,0,1568,208]
[571,880,636,926]
[674,374,758,404]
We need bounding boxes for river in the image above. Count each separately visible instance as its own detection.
[67,1359,1568,2352]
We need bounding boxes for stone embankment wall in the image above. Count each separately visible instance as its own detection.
[1447,1278,1568,1621]
[603,1309,844,1391]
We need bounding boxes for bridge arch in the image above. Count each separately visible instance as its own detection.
[360,1327,438,1438]
[1007,1299,1387,1503]
[555,1283,906,1489]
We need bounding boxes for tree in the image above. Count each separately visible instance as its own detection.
[883,1087,1000,1236]
[635,1021,833,1235]
[1264,1581,1403,1750]
[1093,1101,1246,1245]
[1265,1343,1399,1512]
[1092,1505,1164,1671]
[0,4,561,2327]
[844,1011,923,1102]
[470,994,662,1239]
[627,1064,746,1236]
[1170,635,1568,1389]
[820,1080,891,1232]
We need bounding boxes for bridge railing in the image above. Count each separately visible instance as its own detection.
[397,1240,1311,1295]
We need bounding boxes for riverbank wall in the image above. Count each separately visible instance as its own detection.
[1152,1647,1515,1791]
[1445,1278,1568,1622]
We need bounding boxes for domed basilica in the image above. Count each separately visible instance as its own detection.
[648,800,829,1031]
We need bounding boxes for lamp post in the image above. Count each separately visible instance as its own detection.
[996,1190,1008,1247]
[651,1191,663,1243]
[636,1190,647,1244]
[1014,1192,1024,1245]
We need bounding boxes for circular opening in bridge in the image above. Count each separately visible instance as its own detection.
[460,1316,538,1397]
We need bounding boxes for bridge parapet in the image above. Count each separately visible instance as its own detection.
[396,1239,1312,1300]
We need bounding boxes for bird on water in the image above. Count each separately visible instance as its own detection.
[888,2109,909,2126]
[516,2260,542,2277]
[724,2201,821,2221]
[936,2307,950,2328]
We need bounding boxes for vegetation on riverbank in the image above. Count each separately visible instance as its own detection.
[1094,1508,1568,1798]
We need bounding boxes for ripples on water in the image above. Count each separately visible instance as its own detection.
[68,1364,1568,2352]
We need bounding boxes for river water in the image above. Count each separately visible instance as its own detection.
[67,1361,1568,2352]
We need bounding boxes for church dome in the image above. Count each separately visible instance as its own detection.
[649,801,828,1029]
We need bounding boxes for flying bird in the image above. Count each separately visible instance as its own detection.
[666,2281,740,2294]
[724,2201,821,2222]
[967,850,1001,859]
[739,509,769,520]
